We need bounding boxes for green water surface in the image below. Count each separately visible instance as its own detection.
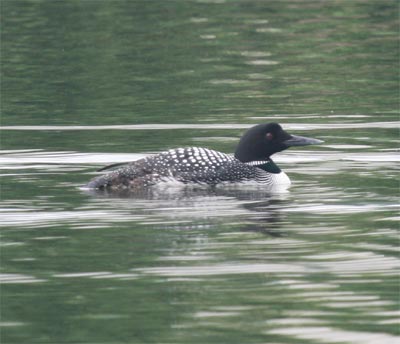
[1,1,399,343]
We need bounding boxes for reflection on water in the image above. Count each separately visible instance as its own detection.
[1,0,399,343]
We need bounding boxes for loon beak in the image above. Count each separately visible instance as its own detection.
[284,134,324,147]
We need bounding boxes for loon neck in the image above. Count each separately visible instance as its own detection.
[246,159,281,174]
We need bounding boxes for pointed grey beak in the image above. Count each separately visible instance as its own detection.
[284,134,324,147]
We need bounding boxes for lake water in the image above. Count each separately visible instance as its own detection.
[1,1,399,343]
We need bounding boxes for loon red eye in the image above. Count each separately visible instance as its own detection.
[266,132,273,140]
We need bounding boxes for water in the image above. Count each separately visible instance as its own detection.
[1,1,399,343]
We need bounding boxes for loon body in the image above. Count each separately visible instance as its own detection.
[85,123,322,191]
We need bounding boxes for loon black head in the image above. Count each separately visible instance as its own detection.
[234,123,323,163]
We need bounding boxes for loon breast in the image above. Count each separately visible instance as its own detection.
[85,147,285,190]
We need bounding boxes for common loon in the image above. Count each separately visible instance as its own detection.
[85,123,322,191]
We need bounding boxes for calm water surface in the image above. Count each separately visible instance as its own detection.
[1,1,399,343]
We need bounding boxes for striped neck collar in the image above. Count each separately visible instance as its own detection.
[245,159,281,174]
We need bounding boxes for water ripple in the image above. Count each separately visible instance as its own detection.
[0,273,46,284]
[1,121,398,131]
[268,326,398,344]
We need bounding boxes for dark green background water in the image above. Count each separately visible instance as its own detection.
[1,1,399,343]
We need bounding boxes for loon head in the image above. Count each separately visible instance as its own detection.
[234,122,323,163]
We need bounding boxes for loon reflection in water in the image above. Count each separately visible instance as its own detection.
[85,123,323,191]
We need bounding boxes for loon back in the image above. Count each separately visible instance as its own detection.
[85,147,285,190]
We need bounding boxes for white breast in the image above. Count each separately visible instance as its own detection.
[254,168,291,188]
[271,171,291,186]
